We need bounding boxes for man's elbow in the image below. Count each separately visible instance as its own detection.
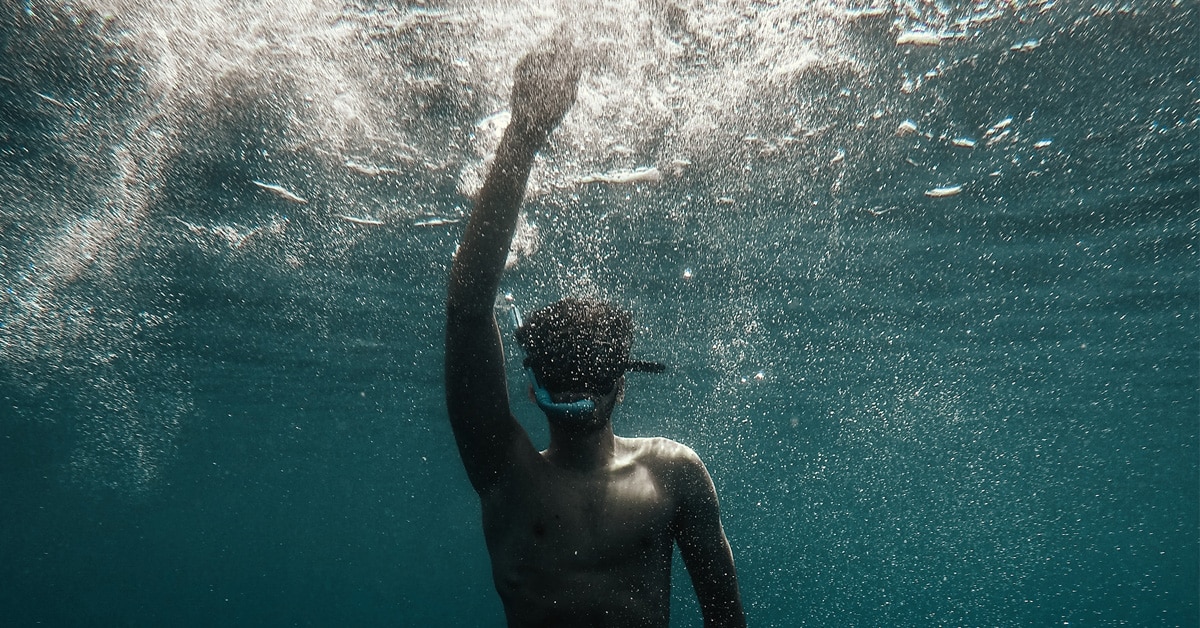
[446,290,492,327]
[703,605,747,628]
[698,568,745,628]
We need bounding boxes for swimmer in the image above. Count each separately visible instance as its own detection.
[444,35,745,628]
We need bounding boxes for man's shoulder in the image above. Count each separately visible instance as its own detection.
[619,436,707,474]
[619,436,716,508]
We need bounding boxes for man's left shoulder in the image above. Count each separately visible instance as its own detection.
[622,437,717,511]
[621,436,707,475]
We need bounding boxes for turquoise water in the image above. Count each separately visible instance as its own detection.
[1,1,1196,625]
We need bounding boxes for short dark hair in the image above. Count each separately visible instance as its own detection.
[515,298,633,395]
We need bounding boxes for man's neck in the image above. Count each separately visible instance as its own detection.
[544,421,618,472]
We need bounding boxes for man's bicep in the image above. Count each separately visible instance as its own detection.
[444,310,525,493]
[674,453,746,628]
[445,311,510,416]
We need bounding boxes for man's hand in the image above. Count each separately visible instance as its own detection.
[510,34,583,139]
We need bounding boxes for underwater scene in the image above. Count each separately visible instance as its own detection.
[0,0,1196,625]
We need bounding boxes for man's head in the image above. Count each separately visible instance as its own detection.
[515,298,635,398]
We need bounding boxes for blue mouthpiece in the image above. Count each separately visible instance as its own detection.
[531,373,596,421]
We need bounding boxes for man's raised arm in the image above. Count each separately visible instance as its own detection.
[445,38,582,494]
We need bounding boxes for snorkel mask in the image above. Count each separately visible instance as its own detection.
[507,296,664,423]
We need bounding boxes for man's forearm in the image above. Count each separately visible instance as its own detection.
[449,37,580,318]
[447,121,548,317]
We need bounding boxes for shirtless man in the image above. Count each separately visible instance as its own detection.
[445,37,745,628]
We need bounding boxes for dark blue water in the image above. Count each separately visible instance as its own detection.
[2,1,1196,626]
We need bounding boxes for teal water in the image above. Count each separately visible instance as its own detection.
[1,1,1196,626]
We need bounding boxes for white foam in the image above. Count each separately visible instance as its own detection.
[925,185,964,198]
[896,31,946,46]
[4,0,1052,493]
[575,167,662,185]
[252,180,308,204]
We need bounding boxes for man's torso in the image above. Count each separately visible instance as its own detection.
[480,436,689,628]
